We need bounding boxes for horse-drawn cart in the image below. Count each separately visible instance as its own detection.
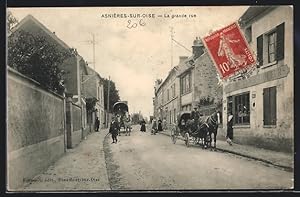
[113,101,132,136]
[171,110,220,149]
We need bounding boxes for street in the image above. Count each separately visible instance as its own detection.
[104,125,293,190]
[21,125,293,191]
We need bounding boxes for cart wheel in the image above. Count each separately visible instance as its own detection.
[185,133,190,147]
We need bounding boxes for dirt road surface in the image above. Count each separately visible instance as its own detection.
[104,125,293,190]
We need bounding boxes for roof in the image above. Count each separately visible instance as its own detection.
[176,55,195,77]
[10,15,71,51]
[155,65,179,93]
[86,65,102,81]
[239,6,277,27]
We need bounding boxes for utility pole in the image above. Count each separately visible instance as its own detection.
[92,33,96,71]
[170,27,174,69]
[106,76,110,127]
[81,33,97,84]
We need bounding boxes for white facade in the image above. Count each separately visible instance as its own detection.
[222,6,293,152]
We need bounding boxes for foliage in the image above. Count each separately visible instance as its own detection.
[102,78,121,113]
[86,97,98,113]
[7,11,18,33]
[8,29,73,95]
[198,96,215,107]
[131,113,141,124]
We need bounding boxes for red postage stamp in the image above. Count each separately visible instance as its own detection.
[202,22,256,79]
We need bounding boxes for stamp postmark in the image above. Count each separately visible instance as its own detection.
[202,22,256,79]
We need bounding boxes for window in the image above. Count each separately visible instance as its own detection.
[181,73,191,94]
[172,84,176,98]
[169,111,172,124]
[228,92,250,125]
[167,89,170,101]
[267,31,277,63]
[174,108,176,123]
[263,86,277,126]
[256,22,284,67]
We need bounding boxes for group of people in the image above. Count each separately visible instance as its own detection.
[150,118,163,135]
[139,117,164,135]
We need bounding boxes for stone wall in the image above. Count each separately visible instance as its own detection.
[7,68,65,190]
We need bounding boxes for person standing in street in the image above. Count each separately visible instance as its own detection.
[95,117,100,132]
[151,118,157,135]
[157,119,163,132]
[109,117,119,144]
[140,119,146,132]
[226,112,234,145]
[163,118,167,130]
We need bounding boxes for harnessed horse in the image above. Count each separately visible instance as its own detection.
[187,111,220,149]
[203,111,220,149]
[123,116,132,136]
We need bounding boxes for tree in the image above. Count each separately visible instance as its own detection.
[7,11,18,33]
[102,78,121,113]
[8,29,73,95]
[131,113,140,125]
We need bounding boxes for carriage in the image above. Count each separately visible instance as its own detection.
[112,101,132,136]
[170,110,220,149]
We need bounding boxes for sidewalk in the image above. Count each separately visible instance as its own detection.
[158,129,294,172]
[22,130,110,191]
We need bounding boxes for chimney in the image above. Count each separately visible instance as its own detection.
[179,56,188,64]
[192,37,204,59]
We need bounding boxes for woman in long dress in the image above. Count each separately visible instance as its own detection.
[226,112,234,145]
[157,119,163,131]
[140,119,146,132]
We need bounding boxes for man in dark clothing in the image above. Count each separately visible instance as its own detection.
[191,107,200,121]
[95,117,100,132]
[190,107,200,133]
[109,117,119,144]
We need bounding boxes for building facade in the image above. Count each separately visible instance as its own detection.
[222,6,293,152]
[177,38,223,116]
[154,66,180,126]
[82,66,105,130]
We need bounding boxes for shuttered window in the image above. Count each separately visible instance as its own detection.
[267,31,277,63]
[256,22,285,67]
[263,86,277,126]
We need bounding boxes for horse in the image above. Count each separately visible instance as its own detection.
[202,111,221,149]
[186,110,220,149]
[124,118,132,136]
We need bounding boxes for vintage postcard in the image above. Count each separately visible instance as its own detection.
[6,6,294,191]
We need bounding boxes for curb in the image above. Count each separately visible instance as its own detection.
[158,131,293,172]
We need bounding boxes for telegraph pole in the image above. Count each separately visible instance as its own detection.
[92,33,96,71]
[106,76,110,127]
[170,27,174,69]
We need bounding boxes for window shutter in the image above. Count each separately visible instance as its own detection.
[270,87,277,125]
[263,88,270,125]
[276,22,285,61]
[257,34,263,67]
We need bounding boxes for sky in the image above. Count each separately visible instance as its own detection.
[9,6,249,117]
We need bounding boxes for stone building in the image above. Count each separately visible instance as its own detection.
[153,37,223,127]
[177,38,223,116]
[222,6,293,152]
